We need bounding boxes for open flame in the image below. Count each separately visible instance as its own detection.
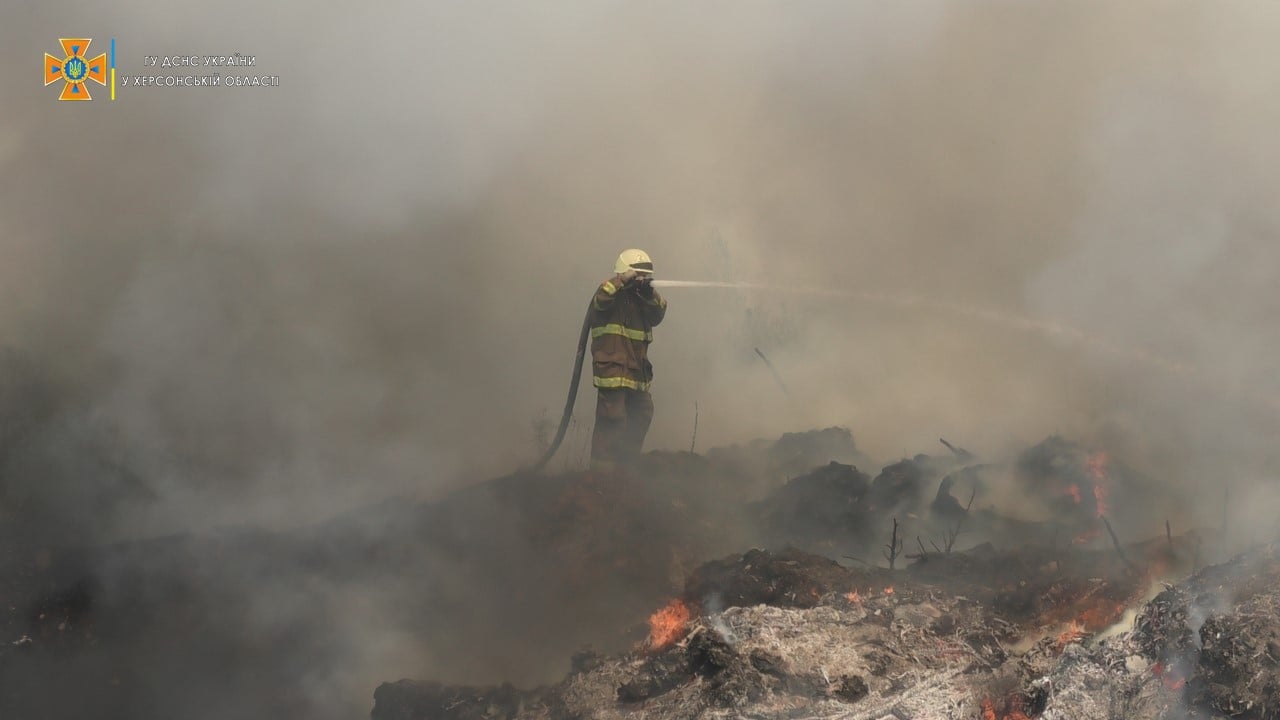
[1086,450,1110,518]
[981,696,1031,720]
[1054,620,1087,649]
[1059,451,1111,512]
[1093,482,1109,518]
[1067,450,1113,544]
[844,590,862,603]
[1076,600,1127,630]
[1152,661,1187,690]
[647,598,691,650]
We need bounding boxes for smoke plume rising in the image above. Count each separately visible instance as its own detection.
[3,1,1280,717]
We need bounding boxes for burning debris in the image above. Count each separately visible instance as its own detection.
[376,540,1280,720]
[370,428,1280,720]
[4,428,1264,720]
[646,599,691,651]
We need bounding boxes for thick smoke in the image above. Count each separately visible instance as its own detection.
[3,0,1280,717]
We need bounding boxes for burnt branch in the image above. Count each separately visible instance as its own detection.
[753,347,790,396]
[905,535,930,562]
[1100,515,1135,570]
[943,486,977,554]
[938,438,974,461]
[690,401,698,454]
[883,517,903,570]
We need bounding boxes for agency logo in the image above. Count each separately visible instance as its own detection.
[44,38,108,101]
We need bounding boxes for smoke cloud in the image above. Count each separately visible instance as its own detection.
[3,0,1280,717]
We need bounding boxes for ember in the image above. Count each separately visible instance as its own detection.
[980,696,1031,720]
[647,598,691,650]
[1076,600,1127,631]
[1092,482,1109,519]
[883,586,894,595]
[1151,661,1186,690]
[1087,451,1110,517]
[844,590,861,603]
[1053,620,1086,649]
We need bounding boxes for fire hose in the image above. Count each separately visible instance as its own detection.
[530,300,592,472]
[531,279,664,472]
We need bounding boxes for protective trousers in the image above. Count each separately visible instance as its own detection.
[590,388,654,468]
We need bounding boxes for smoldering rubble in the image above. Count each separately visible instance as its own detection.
[374,542,1280,720]
[366,430,1273,720]
[10,426,1272,720]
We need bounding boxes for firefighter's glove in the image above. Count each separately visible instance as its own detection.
[617,269,640,287]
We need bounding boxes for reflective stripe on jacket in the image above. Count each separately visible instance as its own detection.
[589,274,666,391]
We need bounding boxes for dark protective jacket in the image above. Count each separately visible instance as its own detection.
[588,275,667,391]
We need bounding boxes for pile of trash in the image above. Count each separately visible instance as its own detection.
[374,541,1280,720]
[373,545,1001,720]
[4,426,1261,720]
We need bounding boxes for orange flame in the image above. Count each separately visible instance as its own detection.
[1054,620,1087,649]
[845,590,862,603]
[1087,451,1110,517]
[981,697,1031,720]
[1077,601,1126,630]
[883,586,895,595]
[1066,483,1082,504]
[647,598,690,650]
[1093,482,1109,518]
[1152,661,1187,690]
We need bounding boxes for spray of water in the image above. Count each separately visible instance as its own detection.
[650,278,1234,394]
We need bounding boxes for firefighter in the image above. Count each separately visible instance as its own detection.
[589,249,667,468]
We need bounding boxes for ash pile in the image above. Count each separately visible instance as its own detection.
[372,433,1280,720]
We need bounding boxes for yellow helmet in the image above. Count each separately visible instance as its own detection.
[614,248,654,276]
